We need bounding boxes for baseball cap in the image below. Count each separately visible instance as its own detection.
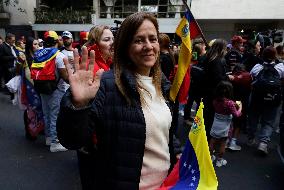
[231,35,246,43]
[62,31,73,39]
[44,31,58,41]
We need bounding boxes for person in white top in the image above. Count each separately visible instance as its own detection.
[248,46,284,155]
[40,31,69,152]
[60,31,74,91]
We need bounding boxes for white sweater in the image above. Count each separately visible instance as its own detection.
[137,74,172,190]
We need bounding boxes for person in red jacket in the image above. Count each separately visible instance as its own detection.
[76,25,114,190]
[84,25,114,74]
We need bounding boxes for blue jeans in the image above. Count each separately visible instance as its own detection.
[40,89,65,143]
[247,98,281,143]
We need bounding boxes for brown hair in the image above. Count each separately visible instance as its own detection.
[206,39,227,62]
[159,33,175,67]
[113,12,162,105]
[262,46,277,63]
[84,25,110,47]
[159,33,171,49]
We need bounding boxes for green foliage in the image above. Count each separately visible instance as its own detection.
[34,8,94,24]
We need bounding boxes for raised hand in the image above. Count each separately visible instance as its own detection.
[64,46,104,108]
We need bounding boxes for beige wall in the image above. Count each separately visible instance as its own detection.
[4,0,36,25]
[191,0,284,19]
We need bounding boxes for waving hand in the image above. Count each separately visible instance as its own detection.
[64,46,104,108]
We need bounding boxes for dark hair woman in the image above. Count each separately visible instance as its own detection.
[21,37,43,141]
[25,37,39,67]
[242,39,263,72]
[203,39,230,140]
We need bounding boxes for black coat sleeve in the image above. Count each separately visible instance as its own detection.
[57,75,106,150]
[0,44,15,63]
[56,90,93,150]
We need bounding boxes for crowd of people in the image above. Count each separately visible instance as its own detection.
[0,11,283,190]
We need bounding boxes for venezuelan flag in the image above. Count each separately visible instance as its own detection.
[160,102,218,190]
[169,10,193,102]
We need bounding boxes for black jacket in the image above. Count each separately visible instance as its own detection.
[203,57,229,98]
[0,42,17,69]
[57,69,178,189]
[160,52,174,80]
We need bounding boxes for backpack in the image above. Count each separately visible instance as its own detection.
[251,63,282,105]
[30,48,60,95]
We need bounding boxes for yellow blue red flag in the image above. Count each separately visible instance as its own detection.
[169,11,191,102]
[169,10,201,102]
[160,102,218,189]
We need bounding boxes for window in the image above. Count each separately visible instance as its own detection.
[98,0,185,18]
[99,0,138,18]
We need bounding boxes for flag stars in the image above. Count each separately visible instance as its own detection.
[189,183,194,187]
[188,164,191,170]
[183,162,187,167]
[192,176,196,181]
[191,169,195,174]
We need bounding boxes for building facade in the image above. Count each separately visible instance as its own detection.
[1,0,284,42]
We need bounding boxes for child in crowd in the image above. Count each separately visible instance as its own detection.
[227,63,252,151]
[209,81,242,167]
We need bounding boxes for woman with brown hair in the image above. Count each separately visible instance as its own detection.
[202,39,229,139]
[57,12,180,189]
[159,33,175,80]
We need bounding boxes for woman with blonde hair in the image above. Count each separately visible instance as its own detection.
[73,25,114,190]
[83,25,114,73]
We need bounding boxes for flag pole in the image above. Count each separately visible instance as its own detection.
[182,0,209,48]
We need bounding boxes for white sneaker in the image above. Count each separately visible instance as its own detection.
[257,142,268,155]
[216,158,227,167]
[228,141,242,151]
[12,98,17,105]
[50,143,68,152]
[45,137,51,146]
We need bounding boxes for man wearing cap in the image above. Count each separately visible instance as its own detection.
[61,31,74,76]
[31,30,69,152]
[225,35,246,72]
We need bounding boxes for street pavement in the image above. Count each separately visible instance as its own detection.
[177,110,284,190]
[0,92,81,190]
[0,91,283,190]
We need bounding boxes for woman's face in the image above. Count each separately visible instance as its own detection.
[255,41,261,55]
[32,40,39,52]
[98,29,114,60]
[128,19,159,76]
